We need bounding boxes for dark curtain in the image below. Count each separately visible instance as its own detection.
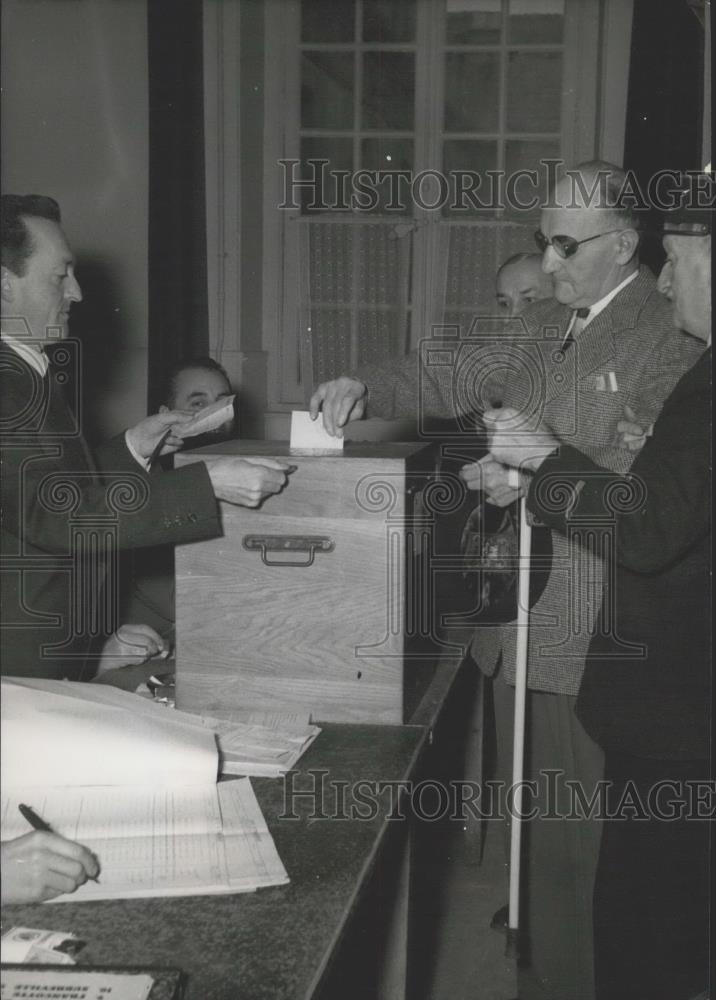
[147,0,208,411]
[623,0,704,272]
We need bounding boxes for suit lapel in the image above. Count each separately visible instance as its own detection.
[568,311,617,389]
[541,267,653,402]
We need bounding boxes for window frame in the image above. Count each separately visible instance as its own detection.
[203,0,634,430]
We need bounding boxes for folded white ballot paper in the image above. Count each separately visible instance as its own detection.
[290,410,344,452]
[174,394,235,438]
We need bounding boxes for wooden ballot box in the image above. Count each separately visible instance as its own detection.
[174,441,451,724]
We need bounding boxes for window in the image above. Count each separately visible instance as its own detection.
[204,0,633,427]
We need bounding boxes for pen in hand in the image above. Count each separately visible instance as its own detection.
[19,803,101,883]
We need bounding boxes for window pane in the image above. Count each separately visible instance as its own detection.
[299,138,354,213]
[504,139,560,221]
[301,0,355,43]
[444,53,499,132]
[442,139,498,217]
[362,53,415,130]
[361,137,414,213]
[446,0,502,44]
[508,0,564,44]
[363,0,416,42]
[506,51,562,132]
[301,52,354,130]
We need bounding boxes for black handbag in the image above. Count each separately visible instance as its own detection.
[459,498,552,624]
[429,440,552,627]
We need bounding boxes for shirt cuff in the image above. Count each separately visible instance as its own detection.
[124,430,151,471]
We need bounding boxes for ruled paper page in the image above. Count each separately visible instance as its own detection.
[0,781,288,901]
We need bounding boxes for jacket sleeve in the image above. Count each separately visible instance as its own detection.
[354,345,505,421]
[94,436,222,549]
[527,358,710,574]
[1,378,221,556]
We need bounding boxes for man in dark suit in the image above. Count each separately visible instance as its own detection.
[307,161,704,1000]
[0,194,291,680]
[486,180,711,1000]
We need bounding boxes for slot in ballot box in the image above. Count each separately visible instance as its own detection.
[174,440,458,724]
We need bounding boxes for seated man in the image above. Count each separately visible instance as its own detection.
[121,356,237,643]
[159,355,236,446]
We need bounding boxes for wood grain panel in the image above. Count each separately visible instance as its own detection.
[175,442,438,723]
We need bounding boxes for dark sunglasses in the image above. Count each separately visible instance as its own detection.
[534,228,626,259]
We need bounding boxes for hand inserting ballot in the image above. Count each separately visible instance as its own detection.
[308,377,368,437]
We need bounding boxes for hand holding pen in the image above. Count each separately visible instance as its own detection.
[0,803,101,904]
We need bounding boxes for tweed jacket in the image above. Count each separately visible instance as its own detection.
[355,266,705,694]
[0,341,221,679]
[530,349,711,758]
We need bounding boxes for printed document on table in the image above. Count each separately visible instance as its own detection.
[0,779,287,901]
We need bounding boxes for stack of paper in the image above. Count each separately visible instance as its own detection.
[212,715,321,777]
[0,678,289,901]
[171,708,321,777]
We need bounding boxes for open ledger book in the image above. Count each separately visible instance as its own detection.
[0,678,289,901]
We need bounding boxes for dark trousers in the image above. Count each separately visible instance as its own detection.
[594,753,710,1000]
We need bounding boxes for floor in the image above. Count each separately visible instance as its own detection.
[424,818,517,1000]
[410,666,518,1000]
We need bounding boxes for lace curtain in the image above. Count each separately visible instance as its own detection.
[298,217,537,403]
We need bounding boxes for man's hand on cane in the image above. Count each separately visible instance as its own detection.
[484,406,560,473]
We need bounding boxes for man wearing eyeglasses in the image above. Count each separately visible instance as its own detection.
[460,163,704,1000]
[310,161,704,1000]
[485,180,711,1000]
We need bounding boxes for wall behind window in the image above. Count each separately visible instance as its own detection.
[1,0,148,444]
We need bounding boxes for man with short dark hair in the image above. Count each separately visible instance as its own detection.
[123,356,238,641]
[0,194,291,680]
[160,355,236,445]
[495,252,554,317]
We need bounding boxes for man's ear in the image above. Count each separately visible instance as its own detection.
[615,229,640,266]
[1,267,16,304]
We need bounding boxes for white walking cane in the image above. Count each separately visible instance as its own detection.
[506,477,532,958]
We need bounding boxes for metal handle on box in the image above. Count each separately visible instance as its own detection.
[242,534,335,567]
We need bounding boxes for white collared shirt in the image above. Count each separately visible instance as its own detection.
[1,333,49,377]
[577,269,639,329]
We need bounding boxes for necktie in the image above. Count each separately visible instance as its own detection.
[563,307,590,350]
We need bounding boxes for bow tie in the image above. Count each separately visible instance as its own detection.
[574,307,590,319]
